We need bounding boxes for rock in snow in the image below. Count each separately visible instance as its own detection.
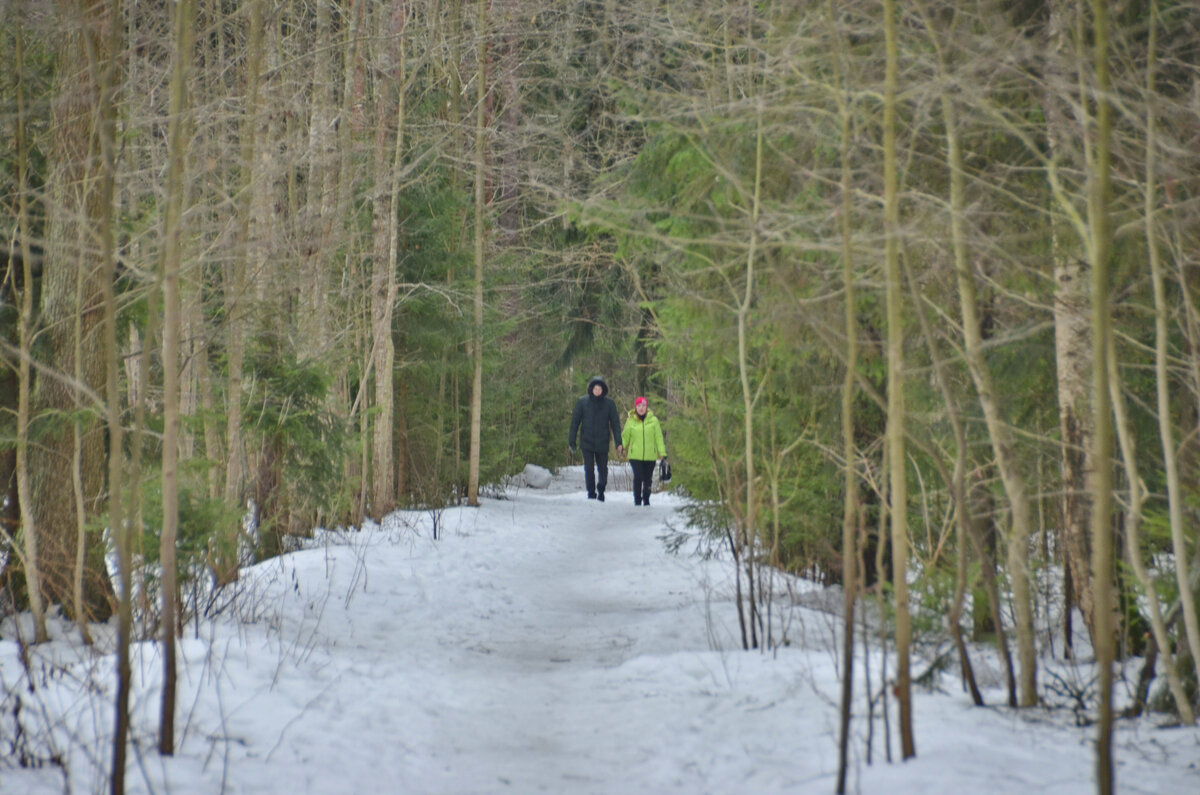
[521,463,553,488]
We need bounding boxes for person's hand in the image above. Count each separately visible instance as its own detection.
[569,446,576,456]
[617,445,625,457]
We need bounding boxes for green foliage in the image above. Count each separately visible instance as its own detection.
[243,335,349,529]
[135,463,242,585]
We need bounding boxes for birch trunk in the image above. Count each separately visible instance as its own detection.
[1045,0,1097,652]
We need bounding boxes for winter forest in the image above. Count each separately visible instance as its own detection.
[2,0,1200,792]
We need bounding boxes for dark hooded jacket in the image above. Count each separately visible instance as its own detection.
[569,376,622,454]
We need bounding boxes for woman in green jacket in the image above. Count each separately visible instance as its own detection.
[621,396,666,506]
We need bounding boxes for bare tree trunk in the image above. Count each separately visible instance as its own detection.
[906,258,985,707]
[1111,327,1191,722]
[875,455,892,763]
[80,0,129,784]
[968,484,1018,706]
[1143,1,1200,712]
[467,0,488,507]
[1055,256,1094,653]
[1088,1,1115,787]
[11,22,48,645]
[948,73,1039,705]
[1129,0,1196,724]
[914,0,983,707]
[217,0,265,584]
[369,2,407,518]
[834,81,858,794]
[158,0,192,756]
[882,0,914,758]
[494,0,521,236]
[69,252,94,645]
[299,0,335,360]
[34,1,115,624]
[1046,0,1097,655]
[731,102,764,653]
[337,0,368,523]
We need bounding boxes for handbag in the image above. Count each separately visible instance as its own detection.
[659,458,672,483]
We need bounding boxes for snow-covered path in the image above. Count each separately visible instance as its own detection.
[283,480,771,794]
[4,467,1199,794]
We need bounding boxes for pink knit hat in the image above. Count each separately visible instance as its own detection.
[635,396,647,408]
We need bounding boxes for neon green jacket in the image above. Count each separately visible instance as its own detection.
[621,410,666,461]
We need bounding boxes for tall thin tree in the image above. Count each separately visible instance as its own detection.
[915,0,983,709]
[882,0,914,760]
[159,0,193,756]
[467,0,488,506]
[1088,0,1115,788]
[219,0,265,583]
[1145,0,1200,706]
[12,21,48,645]
[369,2,406,518]
[834,65,859,795]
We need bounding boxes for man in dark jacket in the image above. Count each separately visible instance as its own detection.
[568,376,624,501]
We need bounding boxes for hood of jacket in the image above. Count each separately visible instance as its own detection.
[586,376,609,399]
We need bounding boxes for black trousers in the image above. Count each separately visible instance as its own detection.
[630,459,655,504]
[582,448,609,497]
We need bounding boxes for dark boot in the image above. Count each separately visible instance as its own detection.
[597,491,605,502]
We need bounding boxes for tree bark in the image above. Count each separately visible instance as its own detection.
[158,0,192,756]
[34,0,118,623]
[369,2,407,518]
[467,0,488,507]
[1134,0,1196,724]
[914,0,985,708]
[733,102,764,652]
[1055,254,1095,649]
[834,74,859,794]
[882,0,915,759]
[1142,0,1200,710]
[948,79,1039,704]
[1046,0,1097,654]
[75,1,129,785]
[12,22,48,644]
[299,0,335,362]
[216,0,264,584]
[1088,1,1115,787]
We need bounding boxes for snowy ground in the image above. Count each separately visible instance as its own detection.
[2,466,1197,794]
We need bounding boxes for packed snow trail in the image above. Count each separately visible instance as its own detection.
[278,474,777,794]
[5,466,1199,794]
